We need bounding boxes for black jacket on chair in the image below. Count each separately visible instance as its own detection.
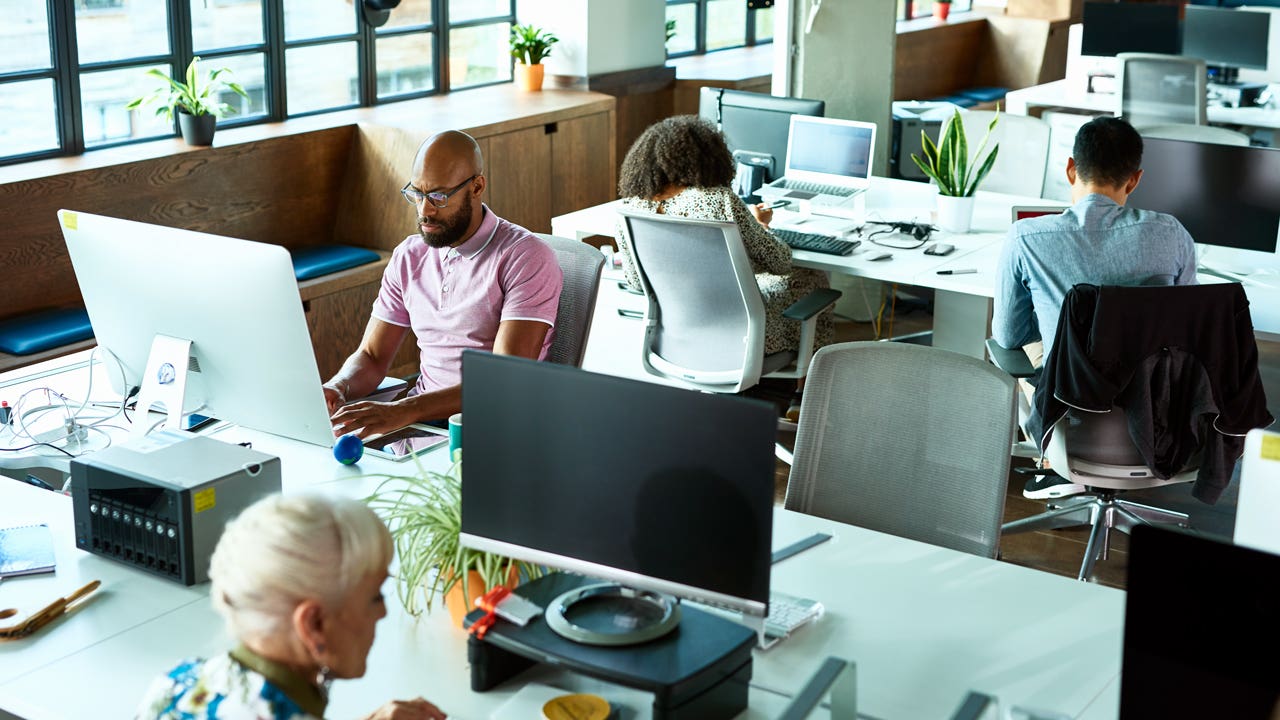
[1028,283,1273,504]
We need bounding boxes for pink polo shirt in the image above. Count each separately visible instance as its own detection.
[371,206,562,397]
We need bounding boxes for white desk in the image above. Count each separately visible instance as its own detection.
[1004,78,1280,132]
[553,179,1057,360]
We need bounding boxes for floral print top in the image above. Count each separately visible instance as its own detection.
[136,648,326,720]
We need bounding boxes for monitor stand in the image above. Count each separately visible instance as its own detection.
[544,582,682,646]
[131,334,193,438]
[466,572,755,720]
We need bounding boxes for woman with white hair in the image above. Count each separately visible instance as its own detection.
[136,494,446,719]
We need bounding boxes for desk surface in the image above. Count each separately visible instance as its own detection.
[1005,78,1280,130]
[0,390,1126,720]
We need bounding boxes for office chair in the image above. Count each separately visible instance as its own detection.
[1139,123,1250,146]
[1117,53,1208,129]
[992,284,1272,581]
[942,111,1052,197]
[616,208,839,394]
[535,234,605,367]
[785,342,1017,559]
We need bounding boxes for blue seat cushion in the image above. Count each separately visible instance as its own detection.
[956,86,1009,103]
[0,307,94,356]
[930,95,978,108]
[290,244,381,281]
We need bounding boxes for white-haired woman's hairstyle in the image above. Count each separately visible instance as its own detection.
[209,493,392,643]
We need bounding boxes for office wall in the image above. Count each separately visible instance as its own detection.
[786,0,896,176]
[517,0,665,77]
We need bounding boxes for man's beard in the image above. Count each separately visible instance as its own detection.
[418,192,474,248]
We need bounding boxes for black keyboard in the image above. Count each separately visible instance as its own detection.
[773,228,860,256]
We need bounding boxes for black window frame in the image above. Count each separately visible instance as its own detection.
[665,0,775,59]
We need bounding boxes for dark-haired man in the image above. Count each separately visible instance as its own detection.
[323,130,562,438]
[992,116,1197,498]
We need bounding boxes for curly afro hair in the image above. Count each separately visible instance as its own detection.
[618,115,736,199]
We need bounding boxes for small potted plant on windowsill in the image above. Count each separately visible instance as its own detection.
[126,56,247,146]
[364,458,544,627]
[934,0,953,22]
[910,107,1000,233]
[509,23,560,92]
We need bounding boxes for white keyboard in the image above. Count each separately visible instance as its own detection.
[773,179,858,197]
[764,591,824,639]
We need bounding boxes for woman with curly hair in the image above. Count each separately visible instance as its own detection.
[615,115,834,418]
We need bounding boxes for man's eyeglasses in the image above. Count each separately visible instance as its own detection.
[401,174,478,209]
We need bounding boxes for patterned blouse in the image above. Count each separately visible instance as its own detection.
[136,646,327,720]
[616,185,833,356]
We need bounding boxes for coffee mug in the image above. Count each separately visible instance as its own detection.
[448,412,462,462]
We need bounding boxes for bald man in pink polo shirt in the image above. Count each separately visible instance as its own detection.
[324,130,562,438]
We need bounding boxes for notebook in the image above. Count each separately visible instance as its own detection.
[0,523,56,578]
[762,115,877,209]
[1235,428,1280,556]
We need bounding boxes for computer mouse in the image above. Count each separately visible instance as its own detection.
[869,252,893,261]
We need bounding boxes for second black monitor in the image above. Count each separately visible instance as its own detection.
[698,88,825,187]
[1183,5,1271,74]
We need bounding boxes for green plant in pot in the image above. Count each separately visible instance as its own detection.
[910,107,1000,233]
[126,56,246,147]
[364,459,544,626]
[509,24,559,92]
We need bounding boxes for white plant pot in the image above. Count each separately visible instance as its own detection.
[936,194,976,234]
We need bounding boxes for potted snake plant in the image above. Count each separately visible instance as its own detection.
[911,107,1000,233]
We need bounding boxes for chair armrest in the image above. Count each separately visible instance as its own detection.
[985,338,1036,378]
[617,281,645,296]
[782,288,842,321]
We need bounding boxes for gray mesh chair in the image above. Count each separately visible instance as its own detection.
[536,234,605,367]
[617,208,838,394]
[784,342,1017,558]
[1117,53,1208,129]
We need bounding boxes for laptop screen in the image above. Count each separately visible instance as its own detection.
[1011,206,1067,223]
[786,116,875,182]
[1121,525,1280,719]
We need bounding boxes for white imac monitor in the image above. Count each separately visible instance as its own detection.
[59,210,335,447]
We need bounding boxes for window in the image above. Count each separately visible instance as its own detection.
[899,0,975,20]
[0,0,515,165]
[665,0,774,58]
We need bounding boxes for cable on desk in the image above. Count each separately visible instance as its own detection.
[0,442,75,458]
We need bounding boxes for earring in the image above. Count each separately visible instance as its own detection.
[313,643,333,697]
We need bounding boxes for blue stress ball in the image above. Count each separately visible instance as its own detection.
[333,432,364,465]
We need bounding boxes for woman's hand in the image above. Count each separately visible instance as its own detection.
[749,202,774,228]
[363,698,447,719]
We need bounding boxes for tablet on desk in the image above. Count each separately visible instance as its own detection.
[361,423,449,462]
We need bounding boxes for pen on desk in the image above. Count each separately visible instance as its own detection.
[764,200,792,210]
[937,268,977,275]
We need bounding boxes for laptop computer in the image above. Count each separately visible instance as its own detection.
[1010,205,1068,223]
[762,115,877,209]
[1121,525,1280,719]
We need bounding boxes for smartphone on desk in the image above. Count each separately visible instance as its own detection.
[361,423,449,462]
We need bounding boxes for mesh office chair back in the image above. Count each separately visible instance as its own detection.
[617,208,770,393]
[785,342,1017,558]
[536,234,605,367]
[1117,53,1208,129]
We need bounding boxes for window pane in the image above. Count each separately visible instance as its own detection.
[380,0,432,31]
[1,1,51,72]
[377,33,434,98]
[707,0,746,51]
[0,80,59,157]
[666,4,696,56]
[449,22,510,88]
[286,42,358,114]
[82,64,174,146]
[192,0,264,52]
[211,53,268,121]
[283,0,355,42]
[912,0,935,18]
[449,0,508,23]
[755,7,773,42]
[76,0,170,65]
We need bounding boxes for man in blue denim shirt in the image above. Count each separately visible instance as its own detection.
[993,116,1197,498]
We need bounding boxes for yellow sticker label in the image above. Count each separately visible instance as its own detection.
[62,211,78,230]
[193,488,216,513]
[1263,434,1280,462]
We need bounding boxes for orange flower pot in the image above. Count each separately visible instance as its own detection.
[515,63,545,92]
[934,2,951,21]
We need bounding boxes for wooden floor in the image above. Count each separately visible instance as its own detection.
[754,287,1280,591]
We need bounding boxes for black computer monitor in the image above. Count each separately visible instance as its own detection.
[1121,525,1280,719]
[1081,2,1181,57]
[1183,6,1271,83]
[698,87,825,194]
[1126,136,1280,274]
[459,351,776,628]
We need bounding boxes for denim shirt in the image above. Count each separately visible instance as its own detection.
[992,193,1198,359]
